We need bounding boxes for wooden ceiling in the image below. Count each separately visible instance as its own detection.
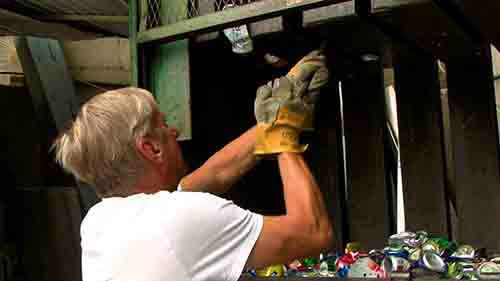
[0,0,128,39]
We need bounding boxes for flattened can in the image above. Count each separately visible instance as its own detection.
[420,251,447,273]
[477,261,500,280]
[384,255,410,273]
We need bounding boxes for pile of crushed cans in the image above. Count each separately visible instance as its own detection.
[243,230,500,280]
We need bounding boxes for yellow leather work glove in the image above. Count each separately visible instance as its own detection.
[285,49,330,130]
[254,77,308,155]
[254,50,330,156]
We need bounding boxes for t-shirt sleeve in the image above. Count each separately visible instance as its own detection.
[168,192,263,281]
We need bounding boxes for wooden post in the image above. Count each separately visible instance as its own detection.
[308,81,347,252]
[445,45,500,250]
[392,47,450,237]
[16,188,82,281]
[342,59,393,249]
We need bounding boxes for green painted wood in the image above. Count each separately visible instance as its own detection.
[148,0,192,140]
[150,40,192,140]
[15,36,100,214]
[137,0,348,45]
[161,0,188,25]
[129,0,139,86]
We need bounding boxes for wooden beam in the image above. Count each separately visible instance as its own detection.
[0,36,22,74]
[445,45,500,250]
[1,37,131,85]
[137,0,348,45]
[392,47,449,237]
[15,36,99,214]
[0,73,24,87]
[303,0,355,26]
[0,8,97,40]
[63,38,130,85]
[342,59,393,249]
[37,15,129,23]
[440,0,500,50]
[369,0,477,60]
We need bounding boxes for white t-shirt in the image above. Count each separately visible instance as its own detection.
[80,189,263,281]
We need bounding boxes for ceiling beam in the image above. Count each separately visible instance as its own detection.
[0,8,98,40]
[38,15,128,23]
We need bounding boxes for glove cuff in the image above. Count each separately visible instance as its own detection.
[254,123,308,156]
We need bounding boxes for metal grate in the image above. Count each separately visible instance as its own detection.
[141,0,258,30]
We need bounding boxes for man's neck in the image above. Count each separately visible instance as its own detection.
[133,168,179,194]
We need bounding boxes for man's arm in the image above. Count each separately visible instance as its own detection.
[179,126,258,194]
[245,152,333,269]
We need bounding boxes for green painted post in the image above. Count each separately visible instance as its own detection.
[149,0,192,140]
[150,41,191,140]
[129,0,139,86]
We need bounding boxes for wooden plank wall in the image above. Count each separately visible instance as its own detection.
[392,47,449,237]
[14,36,101,281]
[445,45,500,250]
[341,60,393,249]
[307,80,347,252]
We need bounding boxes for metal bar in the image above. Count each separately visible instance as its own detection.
[137,0,348,45]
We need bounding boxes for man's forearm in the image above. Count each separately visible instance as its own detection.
[278,153,331,236]
[179,126,259,194]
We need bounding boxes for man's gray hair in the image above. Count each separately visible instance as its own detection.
[53,87,159,198]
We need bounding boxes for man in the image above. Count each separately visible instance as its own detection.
[53,50,332,281]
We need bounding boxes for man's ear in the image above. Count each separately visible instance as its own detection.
[136,136,163,163]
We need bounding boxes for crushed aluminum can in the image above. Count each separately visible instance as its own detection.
[422,238,445,255]
[421,250,447,273]
[263,53,288,68]
[490,254,500,264]
[477,261,500,280]
[255,264,286,277]
[348,257,385,278]
[389,231,422,248]
[369,249,385,265]
[384,247,409,259]
[384,255,410,273]
[222,4,253,54]
[302,257,318,267]
[454,244,476,259]
[316,260,335,277]
[346,242,362,253]
[447,262,465,280]
[407,247,422,264]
